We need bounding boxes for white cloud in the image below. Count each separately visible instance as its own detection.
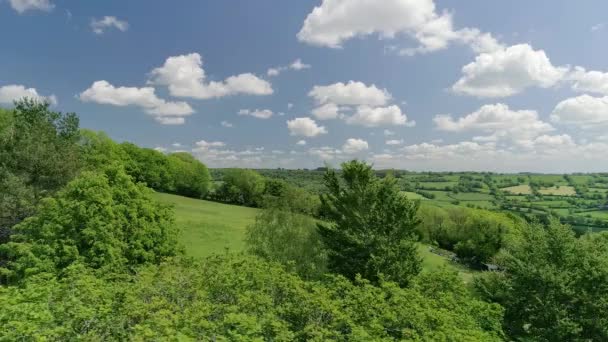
[342,138,369,154]
[91,16,129,35]
[309,81,391,106]
[0,84,57,105]
[267,58,311,76]
[452,44,568,98]
[386,139,404,145]
[221,121,233,128]
[287,117,328,137]
[384,129,395,136]
[288,103,294,109]
[346,105,413,127]
[194,140,226,151]
[155,117,184,125]
[9,0,53,13]
[238,108,273,119]
[567,67,608,95]
[149,53,272,99]
[296,140,307,146]
[551,94,608,128]
[309,146,343,160]
[290,58,311,70]
[78,80,194,125]
[434,103,553,144]
[298,0,501,55]
[267,68,281,77]
[311,103,341,120]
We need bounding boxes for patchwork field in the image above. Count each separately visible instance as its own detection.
[538,186,576,196]
[502,185,533,195]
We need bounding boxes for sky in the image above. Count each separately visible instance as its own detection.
[2,0,608,172]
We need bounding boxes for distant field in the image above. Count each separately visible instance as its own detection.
[538,186,576,196]
[401,191,426,200]
[502,185,533,195]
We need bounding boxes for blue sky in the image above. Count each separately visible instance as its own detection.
[2,0,608,172]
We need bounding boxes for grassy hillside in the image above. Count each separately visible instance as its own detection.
[153,192,474,281]
[153,192,259,257]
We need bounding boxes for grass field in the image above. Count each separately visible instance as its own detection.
[502,185,532,195]
[153,192,259,257]
[538,186,576,196]
[153,192,473,280]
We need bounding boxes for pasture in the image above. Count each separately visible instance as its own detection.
[153,192,473,278]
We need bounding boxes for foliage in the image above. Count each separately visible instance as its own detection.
[261,178,320,215]
[80,132,212,199]
[417,206,521,265]
[0,255,504,341]
[246,208,327,279]
[213,168,266,207]
[318,160,421,286]
[0,100,81,248]
[476,220,608,341]
[167,152,211,198]
[0,166,179,283]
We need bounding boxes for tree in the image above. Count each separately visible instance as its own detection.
[0,166,179,283]
[476,220,608,341]
[246,208,327,279]
[0,99,80,195]
[0,100,81,247]
[167,152,211,198]
[214,169,266,207]
[317,160,421,286]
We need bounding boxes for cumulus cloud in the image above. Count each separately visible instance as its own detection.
[9,0,53,13]
[0,84,57,105]
[193,140,226,151]
[221,121,233,128]
[567,67,608,95]
[342,138,369,154]
[298,0,502,55]
[384,129,395,136]
[309,81,391,106]
[79,80,194,125]
[91,16,129,34]
[452,44,568,98]
[346,105,413,127]
[287,117,328,137]
[296,140,307,146]
[309,146,343,160]
[149,53,272,99]
[551,94,608,128]
[238,108,273,119]
[266,58,311,76]
[311,103,341,120]
[434,103,553,144]
[386,139,404,145]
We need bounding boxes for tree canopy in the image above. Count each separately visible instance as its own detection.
[318,160,422,286]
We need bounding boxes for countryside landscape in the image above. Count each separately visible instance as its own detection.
[2,1,608,341]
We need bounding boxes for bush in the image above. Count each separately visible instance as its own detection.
[0,166,179,283]
[0,255,505,341]
[246,208,327,279]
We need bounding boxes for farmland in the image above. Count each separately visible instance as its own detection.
[248,169,608,232]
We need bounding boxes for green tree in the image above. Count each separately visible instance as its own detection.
[0,166,179,283]
[167,152,211,198]
[246,208,327,279]
[215,169,266,206]
[318,160,421,286]
[0,100,81,247]
[476,220,608,341]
